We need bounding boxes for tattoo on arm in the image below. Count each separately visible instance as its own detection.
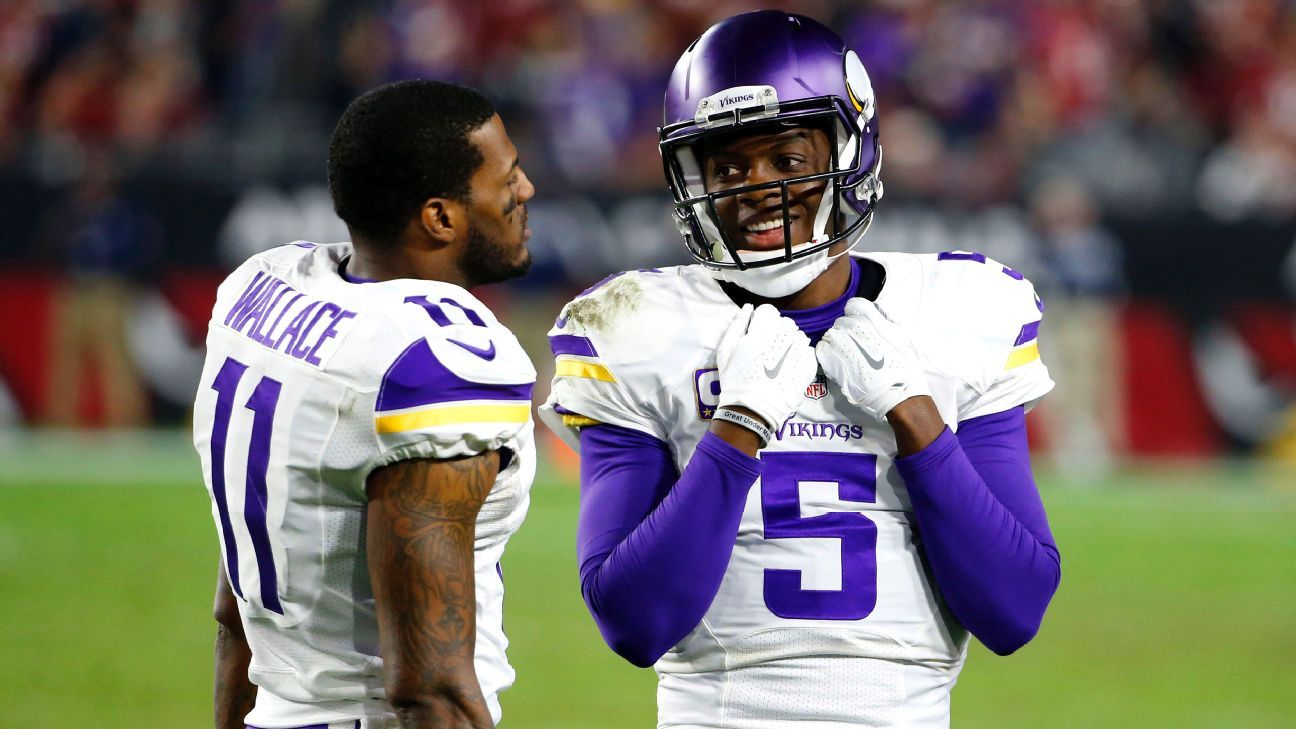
[368,452,500,729]
[213,563,256,729]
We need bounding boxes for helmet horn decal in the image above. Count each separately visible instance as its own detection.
[843,51,875,121]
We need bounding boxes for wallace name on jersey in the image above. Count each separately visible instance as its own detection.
[220,269,357,367]
[194,241,536,728]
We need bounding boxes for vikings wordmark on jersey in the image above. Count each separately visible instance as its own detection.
[541,251,1052,728]
[193,242,536,728]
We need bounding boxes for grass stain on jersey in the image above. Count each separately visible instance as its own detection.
[563,276,644,334]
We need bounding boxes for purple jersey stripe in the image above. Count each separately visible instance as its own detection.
[937,251,986,263]
[549,334,598,358]
[1014,320,1041,346]
[376,339,533,412]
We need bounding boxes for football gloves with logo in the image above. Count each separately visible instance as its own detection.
[816,299,933,420]
[715,303,818,430]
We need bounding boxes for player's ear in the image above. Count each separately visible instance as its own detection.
[418,197,465,246]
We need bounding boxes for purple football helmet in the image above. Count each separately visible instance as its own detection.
[660,10,882,272]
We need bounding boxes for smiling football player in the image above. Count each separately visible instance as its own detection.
[540,10,1062,729]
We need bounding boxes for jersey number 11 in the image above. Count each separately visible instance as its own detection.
[208,356,285,615]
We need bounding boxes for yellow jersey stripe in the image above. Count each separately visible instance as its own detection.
[1005,342,1040,370]
[561,413,602,428]
[555,358,617,382]
[375,402,531,434]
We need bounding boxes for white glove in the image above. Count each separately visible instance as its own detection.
[816,298,932,420]
[716,303,818,429]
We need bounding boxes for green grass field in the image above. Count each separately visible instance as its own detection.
[0,432,1293,727]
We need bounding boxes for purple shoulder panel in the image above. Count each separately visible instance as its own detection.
[376,339,532,413]
[549,334,599,357]
[1013,320,1041,346]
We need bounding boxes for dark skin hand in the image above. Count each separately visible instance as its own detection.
[887,395,946,457]
[213,565,256,729]
[367,451,500,729]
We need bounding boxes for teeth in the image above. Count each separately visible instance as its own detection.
[745,219,787,232]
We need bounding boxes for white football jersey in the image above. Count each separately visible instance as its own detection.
[540,252,1053,729]
[193,242,536,728]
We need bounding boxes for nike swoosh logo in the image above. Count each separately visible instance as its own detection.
[764,348,790,378]
[855,340,885,370]
[447,338,496,361]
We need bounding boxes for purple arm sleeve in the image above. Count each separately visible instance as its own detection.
[577,425,761,667]
[894,406,1061,655]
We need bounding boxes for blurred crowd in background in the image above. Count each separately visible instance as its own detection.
[0,0,1293,468]
[3,0,1296,212]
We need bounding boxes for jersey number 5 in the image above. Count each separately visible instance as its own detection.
[208,356,284,614]
[761,451,878,621]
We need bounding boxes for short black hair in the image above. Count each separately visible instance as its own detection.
[328,80,496,243]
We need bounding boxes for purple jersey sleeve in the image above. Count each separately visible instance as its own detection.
[894,406,1061,655]
[576,426,761,667]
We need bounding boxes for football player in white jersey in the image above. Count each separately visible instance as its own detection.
[194,80,536,729]
[539,11,1061,729]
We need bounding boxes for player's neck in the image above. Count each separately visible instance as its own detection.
[347,239,470,288]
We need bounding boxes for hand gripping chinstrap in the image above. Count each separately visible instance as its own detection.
[715,304,818,430]
[816,298,933,419]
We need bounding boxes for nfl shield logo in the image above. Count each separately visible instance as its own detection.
[805,373,828,400]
